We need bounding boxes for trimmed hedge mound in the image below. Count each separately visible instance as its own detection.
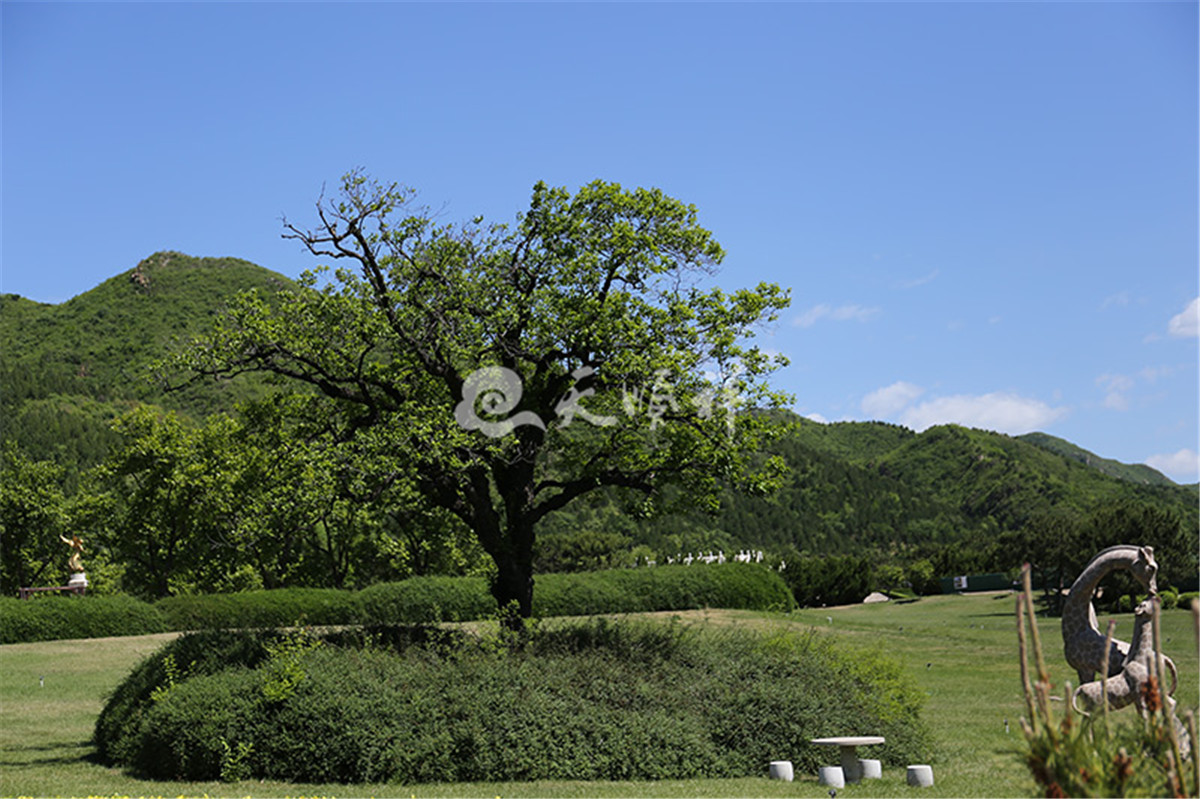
[158,564,792,631]
[0,594,167,644]
[355,575,495,624]
[95,620,930,783]
[2,564,792,642]
[156,587,359,631]
[534,563,795,616]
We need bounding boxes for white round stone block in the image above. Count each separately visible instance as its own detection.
[859,758,882,779]
[819,766,845,788]
[907,764,934,787]
[768,760,793,781]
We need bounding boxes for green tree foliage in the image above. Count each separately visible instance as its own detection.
[0,443,68,592]
[777,551,876,607]
[82,407,243,598]
[83,402,488,598]
[1019,431,1179,488]
[174,173,792,618]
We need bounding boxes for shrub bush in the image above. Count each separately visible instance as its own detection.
[156,587,359,631]
[0,594,167,644]
[355,575,495,624]
[92,624,464,767]
[1176,591,1198,611]
[533,563,795,617]
[97,618,929,783]
[93,628,276,765]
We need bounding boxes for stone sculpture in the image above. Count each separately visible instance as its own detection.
[1072,595,1189,758]
[1072,596,1177,714]
[1061,545,1157,685]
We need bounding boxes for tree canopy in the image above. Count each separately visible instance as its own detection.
[176,173,792,617]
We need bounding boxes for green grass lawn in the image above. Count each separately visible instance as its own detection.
[2,593,1196,798]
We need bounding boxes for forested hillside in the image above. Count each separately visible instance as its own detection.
[1018,431,1177,487]
[1,251,291,473]
[3,252,1196,603]
[538,417,1198,589]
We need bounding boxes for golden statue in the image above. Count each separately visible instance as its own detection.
[60,534,84,573]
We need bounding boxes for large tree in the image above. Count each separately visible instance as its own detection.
[177,173,791,618]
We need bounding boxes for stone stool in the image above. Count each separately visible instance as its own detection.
[858,758,882,779]
[907,764,934,787]
[768,760,793,781]
[819,766,845,788]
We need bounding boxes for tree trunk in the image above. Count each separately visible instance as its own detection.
[490,548,534,627]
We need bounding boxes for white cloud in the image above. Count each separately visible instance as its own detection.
[1168,298,1199,338]
[897,392,1068,435]
[860,383,1067,435]
[794,303,880,328]
[1102,393,1129,411]
[804,412,829,424]
[1095,366,1179,410]
[1100,291,1130,311]
[1138,365,1172,383]
[1096,373,1135,411]
[897,269,939,289]
[862,381,925,417]
[1144,449,1199,483]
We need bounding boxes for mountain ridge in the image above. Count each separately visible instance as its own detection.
[1016,431,1177,487]
[3,252,1194,560]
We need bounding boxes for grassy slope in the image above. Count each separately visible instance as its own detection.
[3,595,1196,798]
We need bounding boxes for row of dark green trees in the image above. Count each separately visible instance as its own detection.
[4,410,1194,611]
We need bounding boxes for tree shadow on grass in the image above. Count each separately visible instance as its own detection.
[0,738,92,767]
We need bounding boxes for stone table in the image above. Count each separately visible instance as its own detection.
[810,736,885,782]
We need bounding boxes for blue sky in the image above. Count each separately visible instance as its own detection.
[4,2,1197,482]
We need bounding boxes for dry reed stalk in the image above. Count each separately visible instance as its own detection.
[1152,598,1188,780]
[1022,566,1049,685]
[1187,710,1199,797]
[1021,566,1054,728]
[1101,619,1116,727]
[1017,588,1038,726]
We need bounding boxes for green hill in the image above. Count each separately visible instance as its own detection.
[540,415,1198,583]
[3,253,1195,580]
[1,251,293,470]
[1017,431,1176,487]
